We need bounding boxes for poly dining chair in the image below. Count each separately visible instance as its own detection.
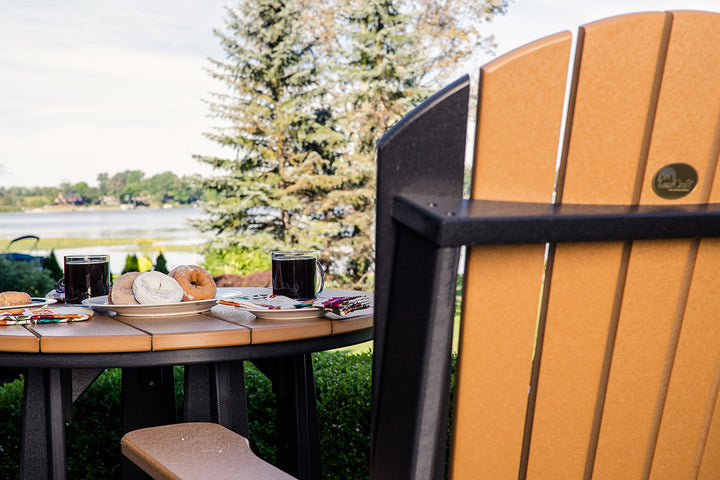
[122,10,720,479]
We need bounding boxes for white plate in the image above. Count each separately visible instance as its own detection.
[82,296,218,317]
[0,297,57,310]
[216,288,326,320]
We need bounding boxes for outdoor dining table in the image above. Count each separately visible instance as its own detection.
[0,287,373,480]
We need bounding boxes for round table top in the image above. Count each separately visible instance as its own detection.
[0,288,373,366]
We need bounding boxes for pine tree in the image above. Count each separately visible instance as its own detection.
[154,252,169,274]
[193,0,341,253]
[42,250,64,282]
[320,0,435,287]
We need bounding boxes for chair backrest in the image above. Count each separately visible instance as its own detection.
[373,10,720,479]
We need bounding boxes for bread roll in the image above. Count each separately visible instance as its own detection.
[0,291,32,307]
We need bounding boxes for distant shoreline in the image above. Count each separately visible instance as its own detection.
[19,204,197,214]
[0,207,206,273]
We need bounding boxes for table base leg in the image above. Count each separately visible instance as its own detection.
[20,368,51,480]
[121,366,177,480]
[121,366,177,432]
[254,353,322,480]
[20,367,105,480]
[184,361,248,436]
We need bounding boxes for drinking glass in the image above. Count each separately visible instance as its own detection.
[59,255,111,304]
[271,251,325,300]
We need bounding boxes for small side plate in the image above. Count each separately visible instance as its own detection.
[0,297,57,310]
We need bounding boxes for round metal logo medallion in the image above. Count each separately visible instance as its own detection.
[652,163,698,200]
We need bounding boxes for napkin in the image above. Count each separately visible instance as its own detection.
[219,294,372,317]
[315,296,373,316]
[0,305,94,326]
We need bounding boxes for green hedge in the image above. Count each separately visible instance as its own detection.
[0,256,56,297]
[0,351,373,480]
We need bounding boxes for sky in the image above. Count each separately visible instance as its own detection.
[1,0,719,189]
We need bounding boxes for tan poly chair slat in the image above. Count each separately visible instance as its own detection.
[527,12,672,479]
[471,31,571,203]
[641,11,720,206]
[650,239,720,479]
[699,364,720,480]
[451,244,547,479]
[591,240,694,479]
[560,12,670,206]
[596,11,720,479]
[452,32,571,478]
[526,242,627,478]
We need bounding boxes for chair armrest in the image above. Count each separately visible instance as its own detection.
[393,193,720,246]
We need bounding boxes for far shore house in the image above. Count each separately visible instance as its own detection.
[131,194,152,207]
[100,195,120,206]
[54,192,84,206]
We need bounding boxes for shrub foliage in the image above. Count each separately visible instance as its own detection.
[0,256,56,297]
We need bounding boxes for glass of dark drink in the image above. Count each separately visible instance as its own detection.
[271,251,325,300]
[60,255,111,304]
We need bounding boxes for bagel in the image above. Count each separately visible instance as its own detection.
[132,271,184,305]
[109,272,141,305]
[0,291,32,307]
[169,265,217,301]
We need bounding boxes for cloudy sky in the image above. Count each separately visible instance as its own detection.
[0,0,227,188]
[1,0,718,188]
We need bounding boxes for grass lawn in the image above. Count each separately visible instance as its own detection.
[34,237,200,252]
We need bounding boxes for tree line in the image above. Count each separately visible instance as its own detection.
[0,170,206,211]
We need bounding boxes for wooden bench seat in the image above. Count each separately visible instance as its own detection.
[122,422,295,480]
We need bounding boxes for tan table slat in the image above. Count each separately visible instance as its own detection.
[0,326,40,353]
[331,311,373,335]
[118,313,251,351]
[29,313,151,353]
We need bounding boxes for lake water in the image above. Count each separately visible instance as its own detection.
[0,207,211,274]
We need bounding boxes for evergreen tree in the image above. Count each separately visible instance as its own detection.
[193,0,342,256]
[154,252,169,274]
[42,250,64,282]
[325,0,434,287]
